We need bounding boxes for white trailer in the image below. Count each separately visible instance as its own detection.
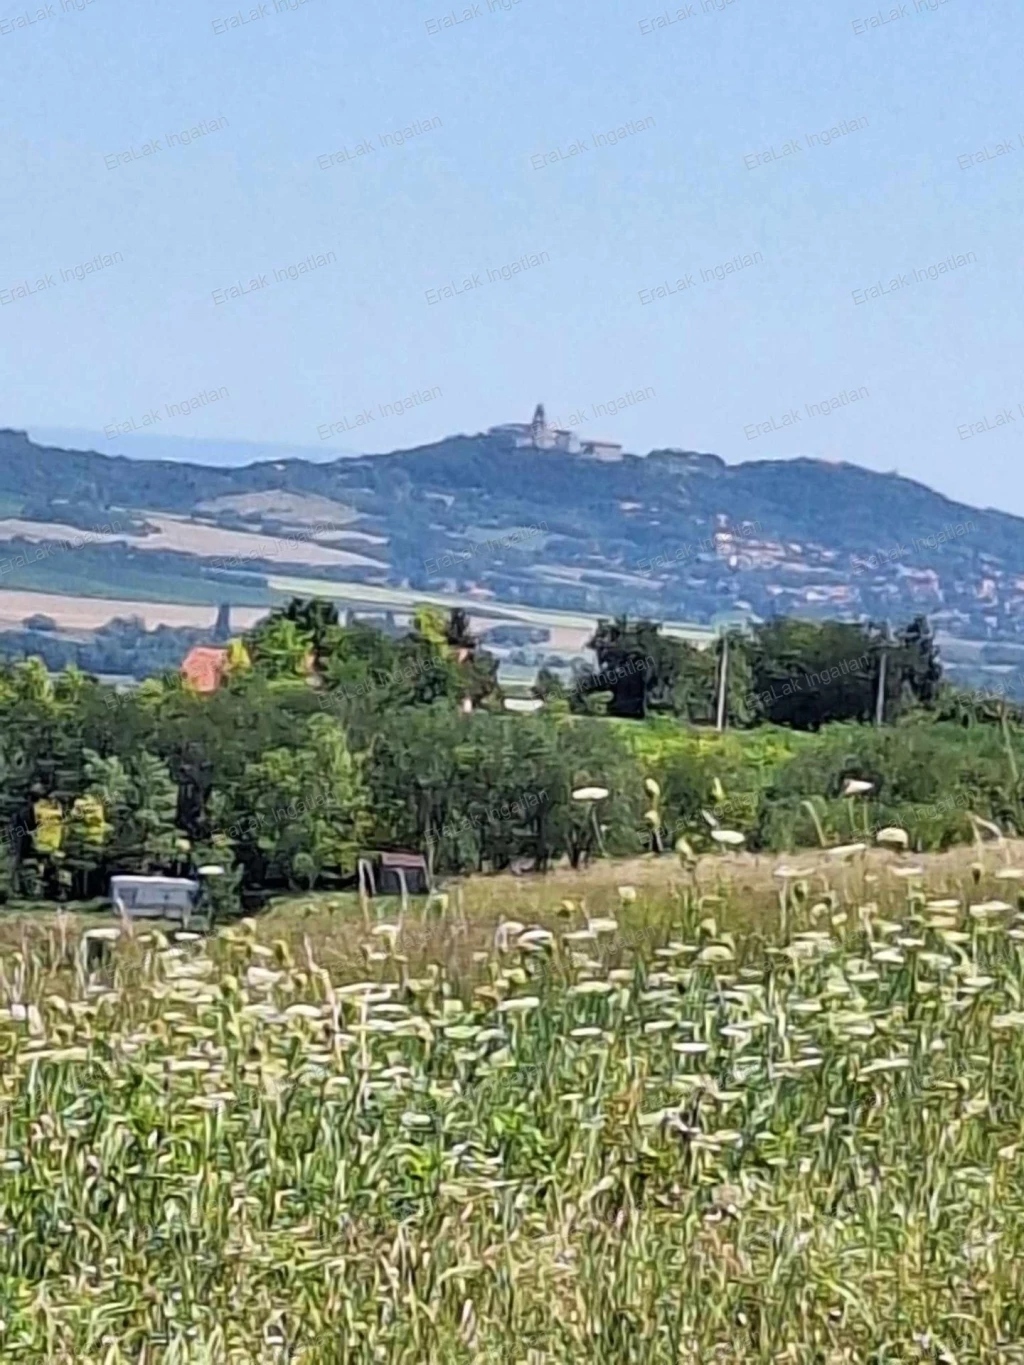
[109,875,202,927]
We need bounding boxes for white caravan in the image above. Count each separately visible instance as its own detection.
[109,875,203,927]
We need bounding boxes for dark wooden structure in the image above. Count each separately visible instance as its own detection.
[357,851,431,898]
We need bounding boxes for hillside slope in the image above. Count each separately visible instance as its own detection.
[0,427,1019,646]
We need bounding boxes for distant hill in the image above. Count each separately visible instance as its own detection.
[0,426,1020,657]
[27,427,359,468]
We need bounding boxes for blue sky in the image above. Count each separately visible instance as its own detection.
[4,0,1023,510]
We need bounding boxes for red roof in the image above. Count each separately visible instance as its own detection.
[181,646,229,694]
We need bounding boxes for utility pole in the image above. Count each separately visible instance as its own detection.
[874,625,888,727]
[716,631,729,732]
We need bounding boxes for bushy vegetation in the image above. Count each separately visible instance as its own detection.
[621,718,1024,855]
[1,599,1023,910]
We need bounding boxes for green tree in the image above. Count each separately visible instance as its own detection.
[582,617,753,725]
[893,614,942,708]
[319,621,401,701]
[532,667,566,704]
[246,614,314,680]
[445,608,500,707]
[64,793,112,897]
[221,714,368,889]
[749,618,880,729]
[83,750,182,875]
[282,597,340,670]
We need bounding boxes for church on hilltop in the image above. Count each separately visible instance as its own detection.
[488,404,623,461]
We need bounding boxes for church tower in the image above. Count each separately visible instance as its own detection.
[530,403,548,447]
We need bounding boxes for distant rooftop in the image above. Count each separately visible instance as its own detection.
[181,645,229,693]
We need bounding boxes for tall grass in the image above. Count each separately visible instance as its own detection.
[3,860,1024,1361]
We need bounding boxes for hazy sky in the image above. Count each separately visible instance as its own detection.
[4,0,1023,510]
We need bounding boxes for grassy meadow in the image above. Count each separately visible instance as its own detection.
[3,845,1024,1360]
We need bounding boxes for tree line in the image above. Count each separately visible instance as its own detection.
[540,613,942,728]
[0,598,1012,909]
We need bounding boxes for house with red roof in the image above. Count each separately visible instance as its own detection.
[180,645,230,694]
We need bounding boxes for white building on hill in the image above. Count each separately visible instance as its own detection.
[488,404,623,461]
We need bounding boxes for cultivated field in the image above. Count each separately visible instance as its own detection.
[195,491,360,526]
[0,514,383,570]
[3,842,1024,1360]
[0,589,270,633]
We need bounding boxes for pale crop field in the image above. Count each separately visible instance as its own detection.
[3,848,1024,1362]
[0,590,270,633]
[0,514,382,570]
